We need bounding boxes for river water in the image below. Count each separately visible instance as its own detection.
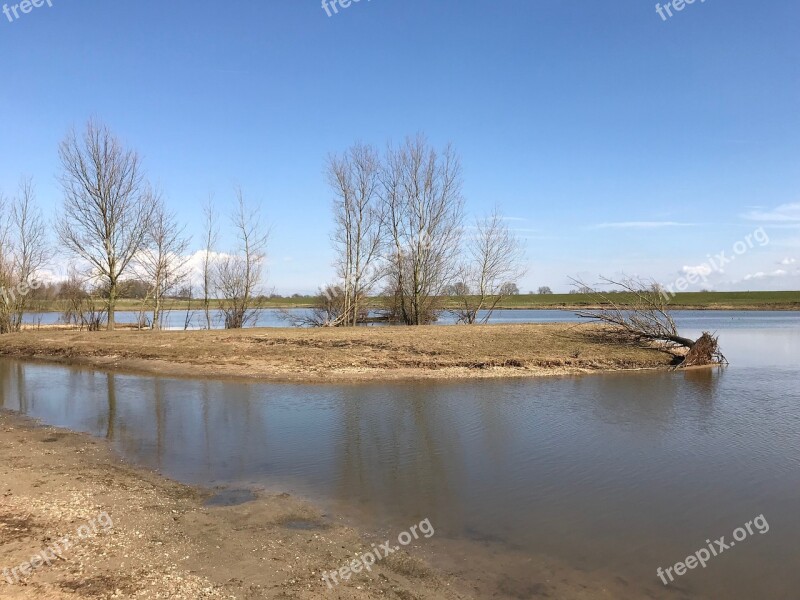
[2,311,799,598]
[21,307,795,328]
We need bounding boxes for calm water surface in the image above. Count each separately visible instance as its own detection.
[22,307,577,328]
[2,311,799,598]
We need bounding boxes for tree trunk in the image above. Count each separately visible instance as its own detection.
[107,281,116,331]
[665,334,697,348]
[152,296,162,330]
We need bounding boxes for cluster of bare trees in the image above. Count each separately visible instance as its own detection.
[4,123,524,334]
[320,135,526,327]
[0,119,271,334]
[56,121,270,331]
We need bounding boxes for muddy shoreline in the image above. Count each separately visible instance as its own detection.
[0,323,675,384]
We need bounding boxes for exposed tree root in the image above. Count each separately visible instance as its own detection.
[676,331,728,368]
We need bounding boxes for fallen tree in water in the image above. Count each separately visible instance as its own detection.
[573,276,727,368]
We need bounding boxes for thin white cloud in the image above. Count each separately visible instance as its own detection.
[743,269,788,281]
[778,257,796,266]
[682,264,713,277]
[589,221,695,230]
[742,203,800,222]
[774,238,800,248]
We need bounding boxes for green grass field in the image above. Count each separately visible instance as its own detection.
[110,297,318,310]
[481,290,800,310]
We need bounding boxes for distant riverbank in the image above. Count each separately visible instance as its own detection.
[0,323,675,383]
[20,290,800,314]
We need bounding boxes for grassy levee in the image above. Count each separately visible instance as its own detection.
[479,290,800,310]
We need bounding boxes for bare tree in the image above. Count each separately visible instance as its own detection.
[443,281,469,296]
[574,275,727,366]
[381,135,464,325]
[214,188,269,329]
[452,208,526,324]
[57,120,156,330]
[0,178,49,333]
[201,196,218,329]
[499,282,520,296]
[137,194,191,329]
[327,143,384,326]
[537,286,553,295]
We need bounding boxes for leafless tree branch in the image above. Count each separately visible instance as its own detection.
[573,275,727,366]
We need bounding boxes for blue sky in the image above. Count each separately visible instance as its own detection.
[1,0,798,294]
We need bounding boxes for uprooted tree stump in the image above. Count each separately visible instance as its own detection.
[679,331,727,368]
[572,276,728,369]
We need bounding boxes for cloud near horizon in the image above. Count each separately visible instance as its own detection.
[742,203,800,222]
[682,264,714,278]
[589,221,696,230]
[743,269,790,281]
